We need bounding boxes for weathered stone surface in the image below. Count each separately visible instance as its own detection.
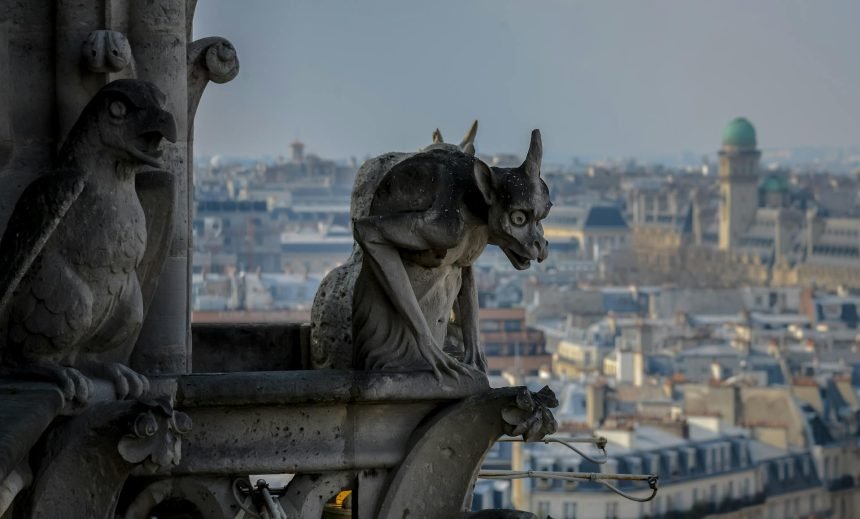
[82,30,134,74]
[20,398,189,519]
[0,383,63,488]
[190,322,309,373]
[0,21,12,171]
[376,386,558,518]
[280,472,353,518]
[121,476,239,519]
[0,80,176,404]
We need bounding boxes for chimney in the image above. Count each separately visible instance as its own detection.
[290,140,305,163]
[633,350,644,387]
[586,382,607,428]
[710,360,724,383]
[692,190,703,246]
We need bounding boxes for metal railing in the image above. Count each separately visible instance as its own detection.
[479,435,660,502]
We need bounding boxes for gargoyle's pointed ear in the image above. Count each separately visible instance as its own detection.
[521,129,542,177]
[473,159,494,205]
[460,120,478,154]
[432,128,444,144]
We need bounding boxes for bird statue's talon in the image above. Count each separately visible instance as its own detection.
[81,362,149,400]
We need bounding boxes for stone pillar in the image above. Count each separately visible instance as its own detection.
[0,19,12,170]
[586,383,606,428]
[127,0,191,374]
[0,1,56,227]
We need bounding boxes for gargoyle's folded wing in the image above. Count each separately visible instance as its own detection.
[134,169,175,315]
[0,169,85,318]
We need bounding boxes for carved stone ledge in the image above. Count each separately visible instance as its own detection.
[175,370,489,407]
[375,386,558,519]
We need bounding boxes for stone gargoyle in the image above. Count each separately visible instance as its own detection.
[0,79,177,405]
[314,124,551,385]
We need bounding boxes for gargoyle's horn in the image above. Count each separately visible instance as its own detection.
[432,128,444,144]
[522,129,542,176]
[459,120,478,150]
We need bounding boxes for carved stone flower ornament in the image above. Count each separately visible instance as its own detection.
[117,398,192,471]
[501,386,559,442]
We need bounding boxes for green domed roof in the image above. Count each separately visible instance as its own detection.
[722,117,757,148]
[759,174,789,192]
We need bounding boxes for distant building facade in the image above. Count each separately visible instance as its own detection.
[607,118,860,290]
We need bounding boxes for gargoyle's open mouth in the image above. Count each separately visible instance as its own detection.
[502,247,533,270]
[129,131,165,167]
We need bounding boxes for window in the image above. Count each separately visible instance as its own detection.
[536,464,553,489]
[667,451,678,477]
[563,502,577,519]
[503,319,522,332]
[537,501,551,519]
[563,466,578,491]
[650,454,661,475]
[480,320,500,332]
[692,488,699,504]
[606,502,618,519]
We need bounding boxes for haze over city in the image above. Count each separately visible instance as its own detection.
[3,0,860,517]
[194,0,860,161]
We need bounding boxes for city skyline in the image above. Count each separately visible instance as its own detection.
[193,1,860,160]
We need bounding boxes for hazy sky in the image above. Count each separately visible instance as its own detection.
[193,1,860,161]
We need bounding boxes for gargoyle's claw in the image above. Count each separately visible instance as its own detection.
[60,367,93,404]
[78,362,150,400]
[11,362,94,404]
[105,363,149,400]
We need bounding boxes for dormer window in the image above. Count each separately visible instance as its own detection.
[687,447,697,472]
[667,451,679,478]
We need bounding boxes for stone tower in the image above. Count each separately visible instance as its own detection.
[718,117,760,251]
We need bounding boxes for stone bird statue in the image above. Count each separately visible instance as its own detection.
[0,79,177,404]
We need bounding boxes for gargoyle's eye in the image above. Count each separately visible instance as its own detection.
[510,210,527,227]
[109,100,127,119]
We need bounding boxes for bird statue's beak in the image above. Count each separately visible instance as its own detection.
[151,108,177,144]
[130,108,177,168]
